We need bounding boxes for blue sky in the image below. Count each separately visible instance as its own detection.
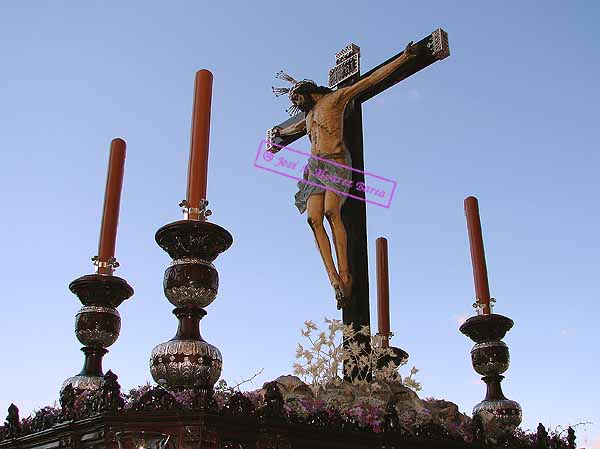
[0,1,598,446]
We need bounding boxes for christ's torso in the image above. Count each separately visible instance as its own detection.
[305,91,348,157]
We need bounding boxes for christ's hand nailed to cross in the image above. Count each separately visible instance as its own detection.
[267,126,282,153]
[270,126,282,138]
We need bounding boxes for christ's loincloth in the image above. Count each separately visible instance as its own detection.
[294,150,353,214]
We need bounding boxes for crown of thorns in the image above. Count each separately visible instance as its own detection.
[272,71,318,116]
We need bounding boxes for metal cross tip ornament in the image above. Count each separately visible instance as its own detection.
[91,255,120,271]
[472,297,497,315]
[179,199,212,220]
[375,331,394,343]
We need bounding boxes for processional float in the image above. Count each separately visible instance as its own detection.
[3,28,566,449]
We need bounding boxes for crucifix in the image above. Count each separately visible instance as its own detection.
[266,29,449,363]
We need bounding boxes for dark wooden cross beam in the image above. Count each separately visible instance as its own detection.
[268,29,449,377]
[268,30,449,148]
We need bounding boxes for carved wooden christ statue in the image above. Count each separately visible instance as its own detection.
[268,42,417,309]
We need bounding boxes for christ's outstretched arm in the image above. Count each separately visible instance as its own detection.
[276,120,306,137]
[268,119,306,153]
[337,41,416,103]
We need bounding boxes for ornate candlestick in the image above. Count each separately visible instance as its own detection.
[460,314,521,430]
[376,237,391,349]
[186,69,212,220]
[375,237,408,371]
[149,217,232,391]
[62,275,133,391]
[62,139,134,392]
[460,196,521,432]
[149,70,232,392]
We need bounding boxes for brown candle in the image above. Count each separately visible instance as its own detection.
[464,196,492,314]
[97,138,127,275]
[376,237,391,348]
[186,69,213,220]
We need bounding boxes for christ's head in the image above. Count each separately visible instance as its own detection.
[289,81,332,113]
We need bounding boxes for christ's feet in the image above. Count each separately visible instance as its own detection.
[340,271,353,299]
[330,272,351,309]
[334,285,344,310]
[330,274,346,309]
[335,287,351,310]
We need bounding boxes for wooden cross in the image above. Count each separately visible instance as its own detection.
[267,29,449,376]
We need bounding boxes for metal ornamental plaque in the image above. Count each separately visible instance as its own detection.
[329,43,361,88]
[428,28,450,60]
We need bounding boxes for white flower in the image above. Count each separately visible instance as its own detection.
[304,320,317,331]
[294,316,423,396]
[293,363,305,375]
[349,342,362,356]
[372,334,384,348]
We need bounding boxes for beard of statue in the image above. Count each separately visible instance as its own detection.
[294,93,316,113]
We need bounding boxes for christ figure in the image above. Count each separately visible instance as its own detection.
[269,42,416,309]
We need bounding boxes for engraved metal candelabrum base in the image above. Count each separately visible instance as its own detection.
[62,347,108,392]
[150,308,222,391]
[150,218,233,391]
[473,373,522,429]
[460,314,522,433]
[62,274,133,393]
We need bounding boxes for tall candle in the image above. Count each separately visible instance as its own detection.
[376,237,391,348]
[97,138,127,275]
[186,69,213,220]
[464,196,492,315]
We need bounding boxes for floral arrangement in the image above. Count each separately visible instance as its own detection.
[292,318,421,397]
[1,320,588,449]
[284,396,388,433]
[2,380,586,449]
